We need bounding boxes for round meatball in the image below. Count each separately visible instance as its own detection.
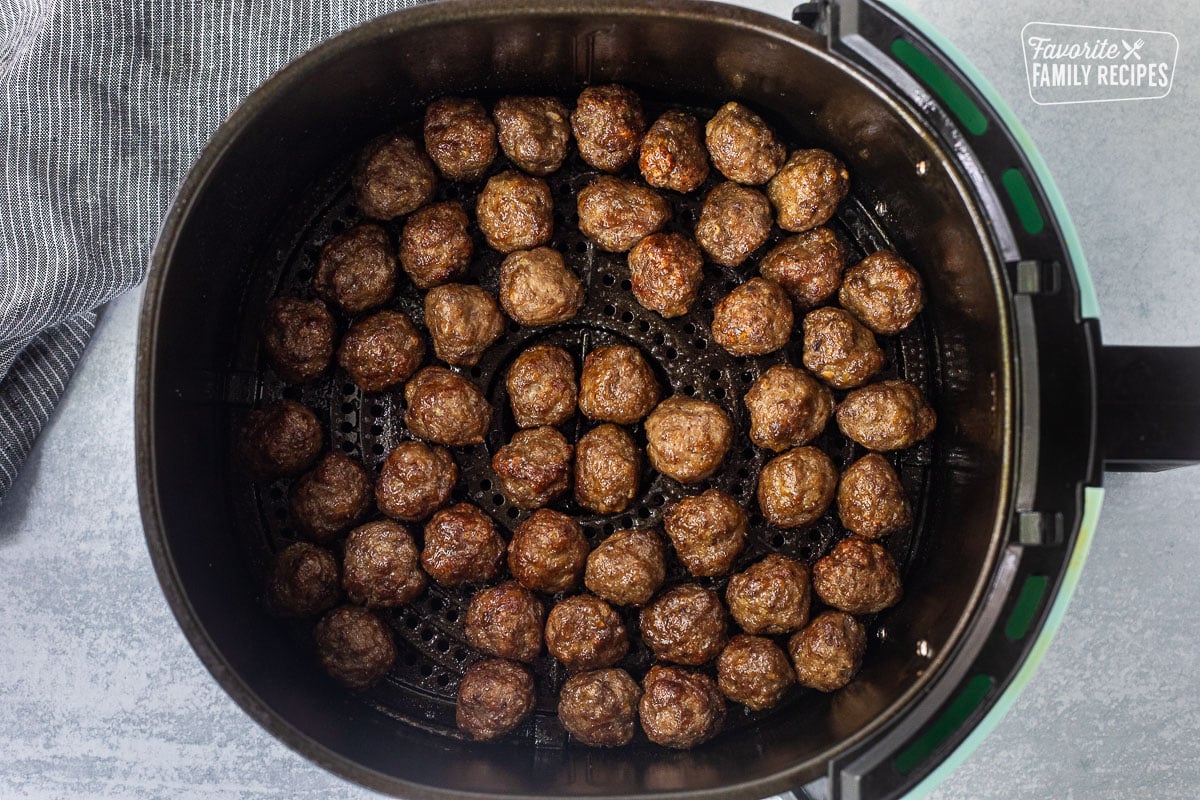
[398,201,472,290]
[839,250,926,335]
[498,247,584,326]
[577,176,670,253]
[757,446,837,529]
[314,605,396,689]
[584,528,666,607]
[662,489,746,578]
[835,380,936,452]
[353,134,436,220]
[767,148,850,233]
[493,95,572,176]
[639,666,725,749]
[759,227,846,308]
[375,440,457,522]
[571,84,645,172]
[464,581,545,663]
[238,399,323,480]
[639,110,709,194]
[725,554,811,635]
[744,365,833,452]
[812,535,902,614]
[508,509,590,594]
[506,344,577,428]
[639,584,728,666]
[261,297,335,384]
[424,284,505,367]
[574,424,641,514]
[342,520,427,607]
[403,367,492,447]
[644,397,733,484]
[577,344,659,426]
[801,306,884,390]
[788,610,867,692]
[267,542,340,617]
[711,277,794,357]
[337,310,425,393]
[313,223,396,315]
[704,101,786,185]
[492,427,573,510]
[476,171,554,254]
[717,635,795,711]
[289,452,373,543]
[421,503,505,587]
[546,595,629,672]
[694,182,773,267]
[628,232,705,318]
[423,96,497,182]
[456,658,536,741]
[558,668,642,747]
[838,454,912,539]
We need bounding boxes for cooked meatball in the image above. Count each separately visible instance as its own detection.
[398,201,473,290]
[403,367,493,446]
[476,171,554,254]
[694,182,773,267]
[725,554,811,635]
[835,380,936,451]
[812,535,902,614]
[506,344,578,428]
[492,427,573,510]
[313,223,397,315]
[644,397,733,484]
[717,635,795,711]
[375,440,457,522]
[421,503,506,587]
[662,489,746,578]
[571,84,645,172]
[639,584,728,666]
[578,344,660,425]
[801,306,884,390]
[788,610,866,692]
[337,310,425,393]
[744,365,833,452]
[237,399,323,480]
[353,134,436,220]
[757,446,837,529]
[704,101,786,185]
[493,96,572,176]
[314,605,396,689]
[342,520,427,607]
[424,284,505,367]
[423,96,498,182]
[574,424,641,514]
[577,176,671,253]
[584,528,666,607]
[456,658,536,741]
[838,454,912,539]
[839,250,926,335]
[628,232,705,318]
[545,595,630,672]
[508,509,590,594]
[558,668,642,747]
[639,665,725,749]
[267,542,340,617]
[759,227,846,308]
[261,297,335,384]
[767,148,850,233]
[464,581,545,663]
[639,110,709,194]
[711,277,794,357]
[498,247,584,326]
[289,452,373,544]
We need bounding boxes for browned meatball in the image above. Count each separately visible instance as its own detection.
[725,554,811,635]
[267,542,340,617]
[839,250,926,335]
[812,535,902,614]
[558,668,642,747]
[639,665,725,749]
[704,101,786,185]
[423,96,497,182]
[375,440,457,522]
[744,365,833,452]
[493,96,571,176]
[456,658,536,741]
[662,489,746,578]
[261,297,335,384]
[353,134,436,220]
[508,509,590,594]
[545,595,629,672]
[836,380,936,452]
[421,503,505,587]
[464,581,544,663]
[424,284,505,367]
[313,224,396,315]
[314,605,396,689]
[577,176,671,253]
[694,182,773,267]
[801,306,884,390]
[767,149,850,233]
[628,232,705,318]
[584,528,666,607]
[571,84,645,172]
[717,635,795,711]
[838,454,912,539]
[644,397,733,484]
[711,278,794,357]
[403,367,493,447]
[639,110,709,194]
[492,427,573,510]
[757,446,837,529]
[289,452,373,544]
[574,424,641,514]
[498,247,584,326]
[476,170,554,253]
[398,201,472,290]
[506,344,577,428]
[788,610,866,692]
[342,520,427,607]
[578,344,660,425]
[238,399,323,480]
[337,310,425,393]
[640,584,728,666]
[759,227,846,308]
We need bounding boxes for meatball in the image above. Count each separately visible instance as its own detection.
[464,581,545,663]
[757,446,837,529]
[508,509,590,594]
[788,610,866,692]
[574,424,641,514]
[424,284,505,367]
[584,528,666,607]
[662,489,746,577]
[628,232,705,318]
[835,380,936,452]
[839,250,926,335]
[744,364,833,452]
[717,635,795,711]
[639,584,728,666]
[421,503,506,587]
[639,666,725,749]
[801,306,885,390]
[314,605,396,689]
[639,110,709,194]
[353,134,436,220]
[261,297,335,384]
[342,520,427,607]
[767,148,850,233]
[266,542,340,617]
[456,658,536,741]
[577,176,671,253]
[759,227,846,308]
[493,95,572,176]
[375,440,457,522]
[498,247,584,326]
[812,535,902,614]
[476,171,554,253]
[492,426,574,510]
[694,182,773,267]
[838,454,912,539]
[313,223,396,315]
[423,96,497,182]
[545,595,630,672]
[398,201,473,290]
[337,310,425,393]
[558,668,642,747]
[506,344,578,428]
[578,344,660,425]
[710,277,794,357]
[705,101,786,185]
[571,84,645,172]
[237,399,322,480]
[403,367,493,447]
[725,554,811,635]
[644,397,733,484]
[289,452,373,544]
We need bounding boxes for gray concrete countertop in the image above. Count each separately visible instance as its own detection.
[2,1,1198,798]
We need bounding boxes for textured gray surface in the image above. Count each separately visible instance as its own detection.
[1,0,1198,798]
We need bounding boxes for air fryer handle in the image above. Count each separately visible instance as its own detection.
[1099,345,1200,472]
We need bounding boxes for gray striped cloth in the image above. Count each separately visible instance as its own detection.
[0,0,421,502]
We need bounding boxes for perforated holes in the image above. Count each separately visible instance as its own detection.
[603,304,617,317]
[620,279,632,291]
[602,273,616,286]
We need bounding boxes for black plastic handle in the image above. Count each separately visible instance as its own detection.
[1100,345,1200,472]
